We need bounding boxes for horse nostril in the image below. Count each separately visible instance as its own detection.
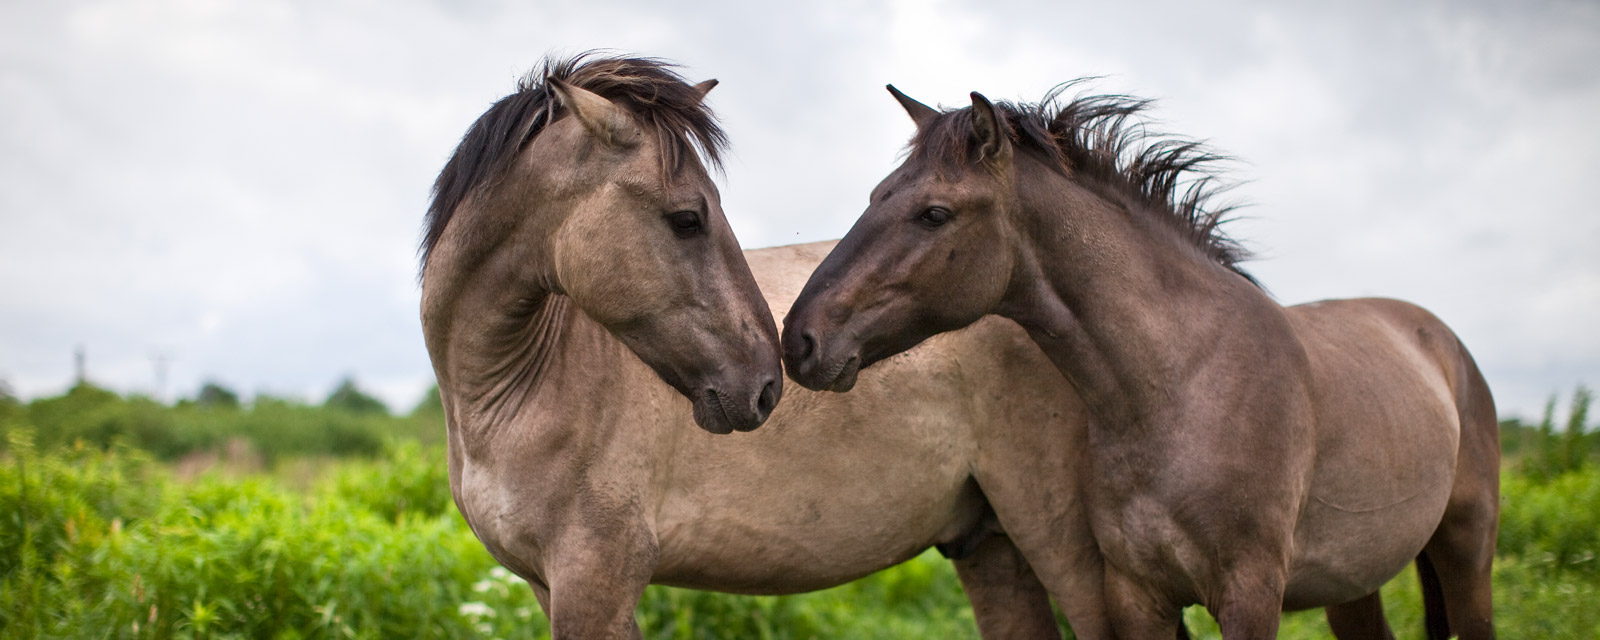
[756,377,780,417]
[798,330,817,362]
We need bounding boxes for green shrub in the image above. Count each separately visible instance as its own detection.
[1499,465,1600,574]
[323,441,454,521]
[1,434,496,639]
[0,436,1015,639]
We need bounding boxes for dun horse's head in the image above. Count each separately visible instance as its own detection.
[784,87,1022,392]
[423,56,782,433]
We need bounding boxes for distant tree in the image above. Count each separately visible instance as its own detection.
[250,393,300,411]
[324,377,389,415]
[410,384,444,417]
[195,380,242,410]
[0,378,14,403]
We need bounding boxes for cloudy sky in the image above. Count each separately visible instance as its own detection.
[2,0,1596,420]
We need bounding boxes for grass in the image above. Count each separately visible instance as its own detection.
[2,384,1597,637]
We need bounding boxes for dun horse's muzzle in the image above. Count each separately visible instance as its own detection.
[691,373,782,434]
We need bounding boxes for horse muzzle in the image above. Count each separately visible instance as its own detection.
[690,373,782,434]
[781,325,862,393]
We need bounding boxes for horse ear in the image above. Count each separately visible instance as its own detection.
[968,91,1011,165]
[550,78,642,149]
[691,78,718,101]
[887,85,938,129]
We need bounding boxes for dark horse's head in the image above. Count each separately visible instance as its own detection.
[784,83,1249,391]
[783,87,1025,391]
[422,54,782,433]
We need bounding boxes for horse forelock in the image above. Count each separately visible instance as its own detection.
[420,52,728,274]
[906,82,1256,284]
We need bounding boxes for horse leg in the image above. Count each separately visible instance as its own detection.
[1324,592,1395,640]
[1419,499,1497,639]
[966,409,1113,639]
[952,535,1063,640]
[1000,524,1114,640]
[1104,567,1184,639]
[1415,349,1499,640]
[541,528,658,640]
[1208,565,1287,640]
[528,578,554,623]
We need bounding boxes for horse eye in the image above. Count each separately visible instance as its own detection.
[917,207,951,228]
[667,211,702,238]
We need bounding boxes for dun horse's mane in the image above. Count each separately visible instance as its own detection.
[911,81,1255,283]
[420,52,728,271]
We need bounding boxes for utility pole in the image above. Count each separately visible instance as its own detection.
[74,345,86,387]
[151,350,172,403]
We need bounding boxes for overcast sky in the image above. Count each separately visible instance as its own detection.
[2,0,1596,420]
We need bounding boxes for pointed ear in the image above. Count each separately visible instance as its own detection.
[691,78,718,101]
[968,91,1011,165]
[549,78,642,149]
[886,84,938,129]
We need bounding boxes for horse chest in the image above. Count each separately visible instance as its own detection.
[1084,421,1312,594]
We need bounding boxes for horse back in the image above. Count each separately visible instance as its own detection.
[1285,297,1493,437]
[744,241,840,322]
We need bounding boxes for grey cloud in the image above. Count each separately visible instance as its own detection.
[1,0,1595,419]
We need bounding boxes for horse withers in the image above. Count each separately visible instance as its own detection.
[784,83,1499,639]
[420,54,1114,639]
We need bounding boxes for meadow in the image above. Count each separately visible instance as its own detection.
[2,382,1597,638]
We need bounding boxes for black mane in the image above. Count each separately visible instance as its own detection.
[909,81,1254,283]
[420,53,727,271]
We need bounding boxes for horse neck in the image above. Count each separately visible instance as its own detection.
[435,287,644,456]
[422,199,632,460]
[1004,171,1287,426]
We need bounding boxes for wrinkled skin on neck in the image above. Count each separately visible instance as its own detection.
[424,86,781,435]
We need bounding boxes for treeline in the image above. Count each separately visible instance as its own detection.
[0,378,444,464]
[7,379,1593,470]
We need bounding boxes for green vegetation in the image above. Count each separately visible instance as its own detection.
[1502,385,1596,481]
[6,381,443,464]
[1,383,1597,638]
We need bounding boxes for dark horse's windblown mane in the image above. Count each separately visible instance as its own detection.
[420,53,728,271]
[910,81,1255,282]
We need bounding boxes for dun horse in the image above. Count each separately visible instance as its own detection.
[784,84,1499,639]
[421,54,1121,639]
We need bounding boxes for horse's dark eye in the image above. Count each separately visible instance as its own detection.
[917,207,951,228]
[667,211,702,238]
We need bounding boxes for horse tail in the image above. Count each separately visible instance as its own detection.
[1416,551,1451,640]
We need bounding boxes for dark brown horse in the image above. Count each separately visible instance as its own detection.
[422,55,1116,639]
[784,83,1500,639]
